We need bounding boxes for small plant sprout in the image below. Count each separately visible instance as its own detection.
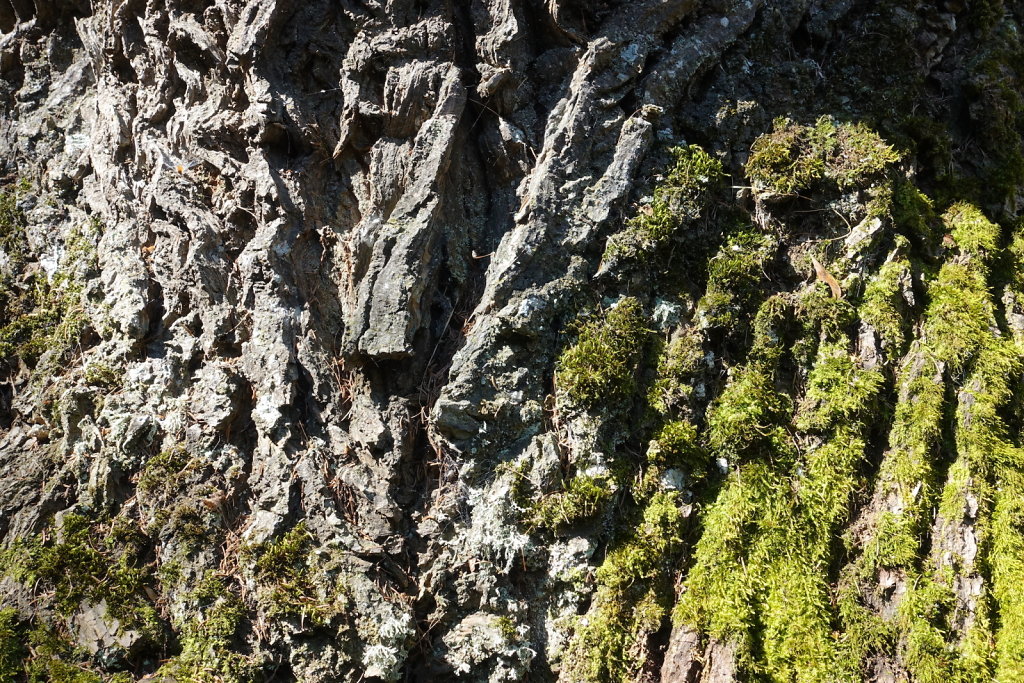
[158,149,202,176]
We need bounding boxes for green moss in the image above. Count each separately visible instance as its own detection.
[24,622,102,683]
[892,179,938,244]
[531,475,613,530]
[0,514,163,645]
[83,362,123,388]
[944,203,1000,257]
[137,446,198,497]
[158,572,259,683]
[992,467,1024,680]
[673,464,763,648]
[647,331,703,417]
[796,343,884,432]
[796,284,856,345]
[604,145,723,262]
[746,117,899,195]
[564,492,686,682]
[860,257,913,354]
[705,364,791,462]
[556,297,650,408]
[0,608,25,681]
[697,229,776,331]
[647,420,705,475]
[924,263,993,371]
[242,524,346,626]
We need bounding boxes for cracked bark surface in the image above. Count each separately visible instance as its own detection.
[1,0,1023,681]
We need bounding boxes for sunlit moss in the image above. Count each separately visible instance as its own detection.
[705,364,791,463]
[157,572,260,683]
[604,145,724,262]
[565,492,687,682]
[746,117,899,195]
[859,256,913,354]
[0,608,25,682]
[556,297,650,409]
[697,229,776,331]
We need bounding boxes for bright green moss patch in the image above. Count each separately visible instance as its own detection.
[705,364,791,462]
[531,475,613,530]
[673,464,763,651]
[796,284,856,344]
[992,468,1024,680]
[604,145,723,262]
[697,229,776,330]
[860,257,913,354]
[647,331,703,417]
[944,202,1000,257]
[564,492,687,682]
[242,523,340,623]
[924,264,993,371]
[796,343,884,432]
[746,117,899,195]
[647,420,706,475]
[556,297,649,408]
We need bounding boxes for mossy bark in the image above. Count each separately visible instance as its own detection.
[1,0,1024,681]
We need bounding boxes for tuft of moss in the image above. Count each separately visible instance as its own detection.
[697,229,777,331]
[242,524,349,628]
[0,514,163,645]
[796,343,884,432]
[705,364,791,463]
[157,572,260,683]
[531,475,614,530]
[24,621,102,683]
[860,256,913,354]
[746,117,899,195]
[944,202,1000,258]
[647,331,703,417]
[556,297,650,408]
[647,420,705,475]
[924,263,993,372]
[604,145,723,262]
[564,492,687,682]
[0,608,25,682]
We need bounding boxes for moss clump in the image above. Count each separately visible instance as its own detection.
[242,523,338,624]
[647,331,703,417]
[137,445,196,497]
[0,608,25,681]
[0,200,95,369]
[697,229,777,331]
[796,344,884,432]
[158,573,259,683]
[604,145,723,262]
[556,297,649,408]
[705,364,791,463]
[797,283,856,345]
[531,474,614,530]
[746,117,899,195]
[860,256,913,354]
[23,622,102,683]
[0,514,162,645]
[564,492,687,682]
[924,264,993,372]
[647,420,705,475]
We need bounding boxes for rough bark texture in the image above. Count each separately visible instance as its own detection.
[1,0,1024,681]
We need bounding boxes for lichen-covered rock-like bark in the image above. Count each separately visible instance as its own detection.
[1,0,1024,681]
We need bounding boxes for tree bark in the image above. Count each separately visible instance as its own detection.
[1,0,1022,681]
